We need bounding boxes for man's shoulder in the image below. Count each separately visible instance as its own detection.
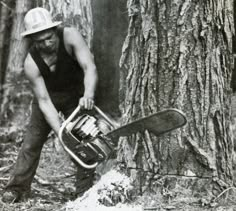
[24,54,40,78]
[63,26,78,33]
[24,53,34,68]
[63,27,82,41]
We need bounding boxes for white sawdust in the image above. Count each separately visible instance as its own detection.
[64,169,142,211]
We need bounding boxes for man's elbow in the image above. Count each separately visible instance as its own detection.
[38,96,50,110]
[90,63,97,73]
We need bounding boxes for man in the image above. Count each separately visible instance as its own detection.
[2,7,98,202]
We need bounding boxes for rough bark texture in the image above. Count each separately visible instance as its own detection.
[118,0,234,196]
[231,1,236,92]
[0,0,33,128]
[0,1,15,101]
[0,1,15,87]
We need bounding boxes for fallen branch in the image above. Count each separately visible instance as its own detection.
[3,151,18,156]
[33,181,72,197]
[34,174,55,185]
[0,157,14,162]
[0,1,12,12]
[0,164,12,173]
[46,173,76,180]
[213,186,236,203]
[0,177,9,181]
[32,186,53,195]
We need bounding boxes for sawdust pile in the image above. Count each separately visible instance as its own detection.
[64,169,142,211]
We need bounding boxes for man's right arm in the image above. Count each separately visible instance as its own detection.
[24,54,61,135]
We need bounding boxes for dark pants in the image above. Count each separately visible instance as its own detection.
[5,91,95,195]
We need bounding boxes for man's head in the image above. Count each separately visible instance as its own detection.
[21,7,61,37]
[31,28,58,53]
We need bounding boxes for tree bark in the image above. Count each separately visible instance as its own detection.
[118,0,234,196]
[0,2,11,86]
[0,0,33,127]
[0,1,15,98]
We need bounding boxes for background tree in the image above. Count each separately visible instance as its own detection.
[0,0,33,129]
[0,0,15,87]
[117,0,234,197]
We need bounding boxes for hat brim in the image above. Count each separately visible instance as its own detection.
[21,21,62,37]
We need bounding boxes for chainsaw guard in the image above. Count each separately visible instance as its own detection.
[59,106,115,169]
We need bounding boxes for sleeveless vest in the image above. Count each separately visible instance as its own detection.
[29,27,84,95]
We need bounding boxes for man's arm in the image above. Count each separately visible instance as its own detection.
[64,27,98,110]
[24,54,61,135]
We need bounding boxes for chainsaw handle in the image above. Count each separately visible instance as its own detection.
[94,105,120,129]
[62,105,118,129]
[58,105,98,169]
[58,104,119,169]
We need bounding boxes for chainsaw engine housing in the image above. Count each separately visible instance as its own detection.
[61,114,115,165]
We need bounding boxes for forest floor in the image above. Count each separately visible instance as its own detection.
[1,98,236,210]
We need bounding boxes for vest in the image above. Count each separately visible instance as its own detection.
[29,27,84,95]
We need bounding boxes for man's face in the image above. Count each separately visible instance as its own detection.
[31,28,58,53]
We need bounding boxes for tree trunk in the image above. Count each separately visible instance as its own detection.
[118,0,234,197]
[0,2,11,86]
[91,0,128,114]
[0,0,33,128]
[0,1,15,100]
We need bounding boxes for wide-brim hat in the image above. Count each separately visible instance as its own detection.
[21,7,62,37]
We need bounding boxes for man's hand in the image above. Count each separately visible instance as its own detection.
[79,96,94,110]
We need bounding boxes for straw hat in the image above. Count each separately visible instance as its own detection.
[21,7,62,37]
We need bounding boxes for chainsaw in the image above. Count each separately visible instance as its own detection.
[58,105,187,169]
[58,105,118,169]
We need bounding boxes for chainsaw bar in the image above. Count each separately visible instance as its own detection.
[106,108,187,138]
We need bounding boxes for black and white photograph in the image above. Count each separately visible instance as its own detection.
[0,0,235,210]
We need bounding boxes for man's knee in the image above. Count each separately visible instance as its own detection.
[21,140,44,153]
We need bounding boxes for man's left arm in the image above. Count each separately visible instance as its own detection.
[65,27,98,110]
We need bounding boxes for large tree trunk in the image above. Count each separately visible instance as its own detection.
[0,1,14,87]
[0,0,33,128]
[91,0,128,114]
[0,1,16,103]
[118,0,234,196]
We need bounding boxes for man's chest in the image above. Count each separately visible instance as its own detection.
[42,53,57,73]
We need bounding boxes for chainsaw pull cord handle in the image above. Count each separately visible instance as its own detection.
[58,105,98,169]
